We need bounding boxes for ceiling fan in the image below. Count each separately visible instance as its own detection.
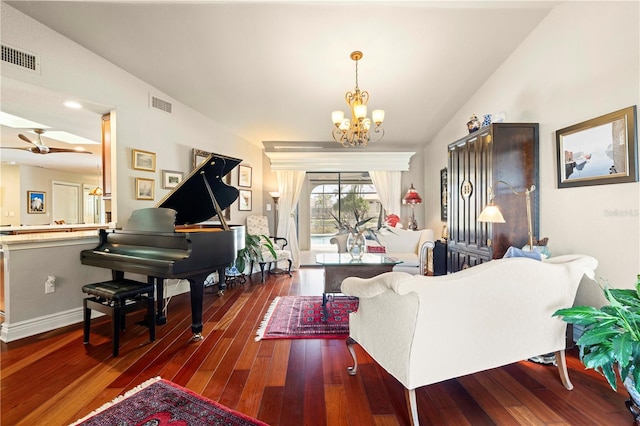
[5,129,92,154]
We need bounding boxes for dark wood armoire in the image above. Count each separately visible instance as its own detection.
[447,123,539,272]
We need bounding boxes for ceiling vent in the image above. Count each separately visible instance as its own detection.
[150,95,172,114]
[1,43,40,73]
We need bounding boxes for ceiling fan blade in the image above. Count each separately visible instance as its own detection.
[18,134,36,145]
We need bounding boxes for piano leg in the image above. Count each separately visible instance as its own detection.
[151,277,167,325]
[217,268,226,296]
[188,276,206,341]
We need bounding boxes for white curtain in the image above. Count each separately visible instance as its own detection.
[276,170,306,270]
[369,170,402,217]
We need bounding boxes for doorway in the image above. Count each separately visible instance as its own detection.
[52,181,81,224]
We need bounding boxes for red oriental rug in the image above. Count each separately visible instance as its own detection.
[70,377,268,426]
[255,295,358,341]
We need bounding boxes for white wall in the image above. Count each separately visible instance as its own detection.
[1,5,264,228]
[424,1,640,304]
[0,165,20,226]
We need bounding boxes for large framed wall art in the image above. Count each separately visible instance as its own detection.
[556,105,638,188]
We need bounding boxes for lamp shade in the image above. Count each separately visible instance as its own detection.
[403,183,422,205]
[477,204,506,223]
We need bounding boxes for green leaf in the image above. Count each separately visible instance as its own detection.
[578,326,621,346]
[612,333,633,365]
[600,363,619,391]
[553,306,611,325]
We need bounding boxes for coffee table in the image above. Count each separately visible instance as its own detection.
[315,253,403,305]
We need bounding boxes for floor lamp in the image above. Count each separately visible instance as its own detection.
[477,180,536,249]
[268,191,286,274]
[269,191,280,236]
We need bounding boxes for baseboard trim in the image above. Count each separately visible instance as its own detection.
[1,307,86,343]
[0,280,191,343]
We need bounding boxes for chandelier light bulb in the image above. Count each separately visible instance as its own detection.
[372,109,385,125]
[332,110,344,125]
[354,104,367,120]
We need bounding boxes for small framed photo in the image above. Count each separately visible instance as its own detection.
[132,149,156,172]
[440,168,448,221]
[162,170,184,189]
[556,105,638,188]
[238,189,252,211]
[238,164,252,188]
[27,191,46,214]
[136,177,155,200]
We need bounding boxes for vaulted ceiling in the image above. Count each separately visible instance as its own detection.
[2,1,556,169]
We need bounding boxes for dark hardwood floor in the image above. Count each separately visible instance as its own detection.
[1,267,634,425]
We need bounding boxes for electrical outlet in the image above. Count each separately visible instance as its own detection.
[45,276,55,294]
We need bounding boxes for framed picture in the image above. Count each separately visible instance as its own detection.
[238,189,252,211]
[556,105,638,188]
[440,168,448,221]
[27,190,46,214]
[136,177,155,200]
[238,164,252,187]
[192,148,211,170]
[191,148,231,221]
[132,149,156,172]
[162,170,184,189]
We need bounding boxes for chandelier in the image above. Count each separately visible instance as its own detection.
[331,51,385,147]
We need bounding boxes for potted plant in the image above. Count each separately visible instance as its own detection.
[330,210,383,259]
[553,274,640,420]
[233,233,277,277]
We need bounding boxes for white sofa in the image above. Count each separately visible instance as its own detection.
[341,254,597,426]
[330,228,435,275]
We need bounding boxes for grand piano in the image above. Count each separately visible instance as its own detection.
[81,153,245,341]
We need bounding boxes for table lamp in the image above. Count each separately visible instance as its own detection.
[403,183,422,231]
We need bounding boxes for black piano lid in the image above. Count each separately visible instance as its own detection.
[155,153,241,225]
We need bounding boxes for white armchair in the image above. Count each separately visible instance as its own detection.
[245,215,292,282]
[341,254,598,426]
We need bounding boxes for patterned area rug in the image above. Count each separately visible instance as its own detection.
[70,377,268,426]
[255,295,358,341]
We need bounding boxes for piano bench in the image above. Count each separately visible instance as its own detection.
[82,279,156,357]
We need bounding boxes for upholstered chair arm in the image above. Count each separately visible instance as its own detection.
[418,240,435,275]
[272,236,289,249]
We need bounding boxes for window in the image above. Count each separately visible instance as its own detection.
[309,172,381,250]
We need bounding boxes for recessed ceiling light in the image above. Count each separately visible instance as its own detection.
[63,101,83,109]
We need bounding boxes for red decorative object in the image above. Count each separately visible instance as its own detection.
[385,213,400,227]
[256,296,358,340]
[71,377,267,426]
[366,245,387,253]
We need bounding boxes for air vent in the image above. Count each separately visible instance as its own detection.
[150,95,172,113]
[1,44,39,73]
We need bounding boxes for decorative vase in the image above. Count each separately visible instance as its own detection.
[347,231,366,259]
[624,373,640,424]
[466,114,480,133]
